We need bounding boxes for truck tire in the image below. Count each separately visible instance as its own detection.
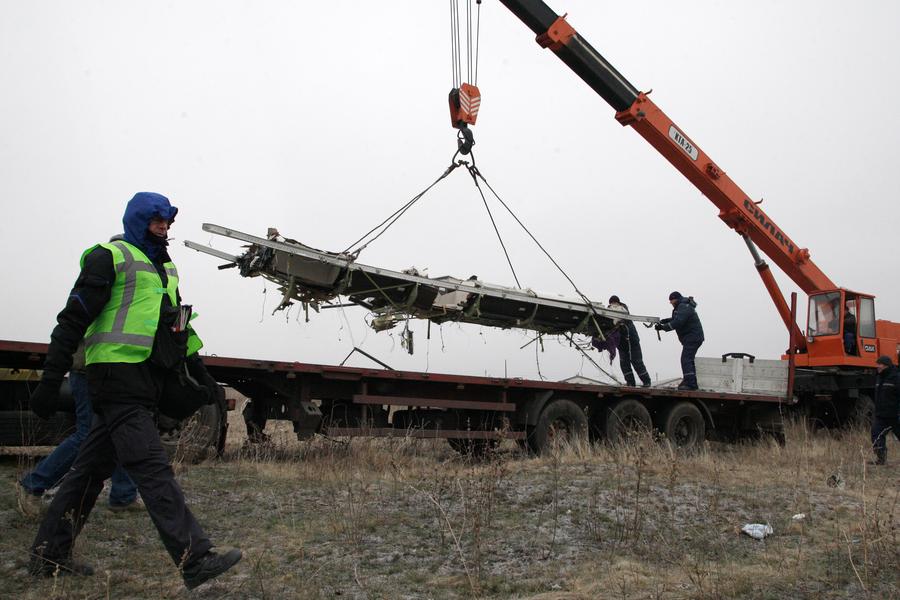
[528,399,588,454]
[162,403,224,465]
[660,401,705,451]
[604,398,652,445]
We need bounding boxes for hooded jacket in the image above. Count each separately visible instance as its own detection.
[661,297,704,345]
[123,192,177,261]
[41,194,180,381]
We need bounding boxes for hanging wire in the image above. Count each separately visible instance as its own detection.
[258,283,267,323]
[451,0,480,87]
[469,165,600,311]
[338,303,358,348]
[466,0,473,84]
[342,160,462,256]
[450,0,462,89]
[474,0,482,85]
[450,1,456,88]
[465,161,521,288]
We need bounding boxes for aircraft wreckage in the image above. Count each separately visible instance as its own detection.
[185,224,659,341]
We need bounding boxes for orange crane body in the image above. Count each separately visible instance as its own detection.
[499,2,900,372]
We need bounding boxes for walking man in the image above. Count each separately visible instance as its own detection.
[656,291,705,391]
[607,295,652,387]
[27,192,241,589]
[871,355,900,465]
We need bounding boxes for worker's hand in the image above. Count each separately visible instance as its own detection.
[29,380,61,420]
[654,323,664,331]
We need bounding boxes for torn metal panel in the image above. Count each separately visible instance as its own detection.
[185,223,660,337]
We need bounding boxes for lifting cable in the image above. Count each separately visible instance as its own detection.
[466,164,599,313]
[341,160,463,256]
[449,0,481,89]
[342,149,604,335]
[343,1,609,363]
[464,157,521,288]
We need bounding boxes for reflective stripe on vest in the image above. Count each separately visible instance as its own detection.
[83,241,180,364]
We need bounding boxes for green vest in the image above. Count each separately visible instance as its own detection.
[83,241,203,365]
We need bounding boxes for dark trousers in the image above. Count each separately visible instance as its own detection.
[30,402,211,567]
[871,416,900,463]
[680,341,702,388]
[20,371,137,505]
[618,335,651,386]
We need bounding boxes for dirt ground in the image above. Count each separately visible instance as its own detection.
[1,411,898,599]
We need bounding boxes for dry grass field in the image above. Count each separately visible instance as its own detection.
[1,410,898,599]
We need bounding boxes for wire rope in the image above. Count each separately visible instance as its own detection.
[469,166,599,310]
[465,162,521,288]
[341,160,462,256]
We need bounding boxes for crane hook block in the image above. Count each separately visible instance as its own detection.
[448,82,481,127]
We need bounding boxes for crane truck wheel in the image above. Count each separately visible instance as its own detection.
[528,399,588,454]
[604,398,652,445]
[161,402,225,465]
[659,401,706,451]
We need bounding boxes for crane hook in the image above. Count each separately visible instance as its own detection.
[456,124,475,155]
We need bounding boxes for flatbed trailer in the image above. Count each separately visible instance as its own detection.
[0,339,796,455]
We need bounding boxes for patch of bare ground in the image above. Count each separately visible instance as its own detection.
[1,414,897,599]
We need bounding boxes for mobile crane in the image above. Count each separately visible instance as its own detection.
[2,5,888,457]
[493,0,899,421]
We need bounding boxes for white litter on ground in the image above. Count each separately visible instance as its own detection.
[741,523,774,540]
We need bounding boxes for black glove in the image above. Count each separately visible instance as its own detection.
[30,380,62,420]
[654,323,666,331]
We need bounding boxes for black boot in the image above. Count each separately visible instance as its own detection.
[183,548,242,590]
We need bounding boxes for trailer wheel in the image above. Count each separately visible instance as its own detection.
[660,402,705,451]
[604,398,652,445]
[161,402,225,465]
[528,399,588,454]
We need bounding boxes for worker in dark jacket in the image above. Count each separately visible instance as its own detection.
[871,355,900,465]
[27,192,241,589]
[607,295,652,387]
[656,291,705,390]
[843,307,858,355]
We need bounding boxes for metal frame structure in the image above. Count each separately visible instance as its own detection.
[185,223,659,338]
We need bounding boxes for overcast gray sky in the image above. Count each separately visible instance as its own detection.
[3,1,899,383]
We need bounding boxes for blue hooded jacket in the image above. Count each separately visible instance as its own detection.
[122,192,178,262]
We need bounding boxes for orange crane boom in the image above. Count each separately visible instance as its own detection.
[498,0,899,370]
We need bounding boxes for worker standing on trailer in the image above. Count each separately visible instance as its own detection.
[607,295,652,387]
[26,192,241,589]
[871,355,900,465]
[656,291,705,391]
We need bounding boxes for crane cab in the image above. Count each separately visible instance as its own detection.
[802,289,896,368]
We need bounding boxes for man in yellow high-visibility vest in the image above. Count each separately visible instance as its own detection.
[27,192,241,590]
